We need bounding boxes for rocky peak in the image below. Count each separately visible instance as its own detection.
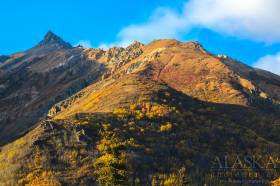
[38,31,72,49]
[217,54,229,59]
[126,41,144,50]
[104,41,144,66]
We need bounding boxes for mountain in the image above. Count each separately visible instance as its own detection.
[0,34,279,186]
[0,31,106,146]
[37,31,72,49]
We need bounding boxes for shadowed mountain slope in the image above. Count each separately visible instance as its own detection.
[0,32,107,146]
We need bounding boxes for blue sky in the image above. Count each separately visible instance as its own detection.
[0,0,183,53]
[1,0,280,74]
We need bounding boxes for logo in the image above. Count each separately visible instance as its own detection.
[210,155,280,184]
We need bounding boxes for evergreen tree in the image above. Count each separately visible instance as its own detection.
[93,124,128,186]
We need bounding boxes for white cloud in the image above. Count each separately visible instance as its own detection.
[103,0,280,47]
[116,7,189,46]
[76,40,93,48]
[186,0,280,43]
[105,0,280,76]
[97,43,118,50]
[97,43,110,50]
[254,52,280,75]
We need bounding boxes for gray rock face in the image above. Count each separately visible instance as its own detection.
[0,32,107,146]
[105,41,144,65]
[38,31,72,49]
[0,31,147,146]
[0,33,146,146]
[0,55,9,63]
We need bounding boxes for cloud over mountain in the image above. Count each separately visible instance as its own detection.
[186,0,280,43]
[105,0,280,75]
[112,0,280,46]
[76,40,93,48]
[254,52,280,75]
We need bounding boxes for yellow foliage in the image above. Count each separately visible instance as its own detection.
[129,104,138,111]
[151,167,188,186]
[6,149,17,160]
[113,108,130,117]
[41,171,56,177]
[14,138,26,146]
[68,150,78,165]
[34,148,43,169]
[159,122,173,132]
[21,170,60,186]
[26,172,37,181]
[95,153,115,164]
[272,177,280,186]
[164,176,177,186]
[27,177,61,186]
[113,102,176,120]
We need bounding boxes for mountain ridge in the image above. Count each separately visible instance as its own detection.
[38,31,72,49]
[0,32,279,185]
[1,31,279,144]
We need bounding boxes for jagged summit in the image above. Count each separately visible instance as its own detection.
[127,41,144,48]
[24,31,73,54]
[38,30,72,49]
